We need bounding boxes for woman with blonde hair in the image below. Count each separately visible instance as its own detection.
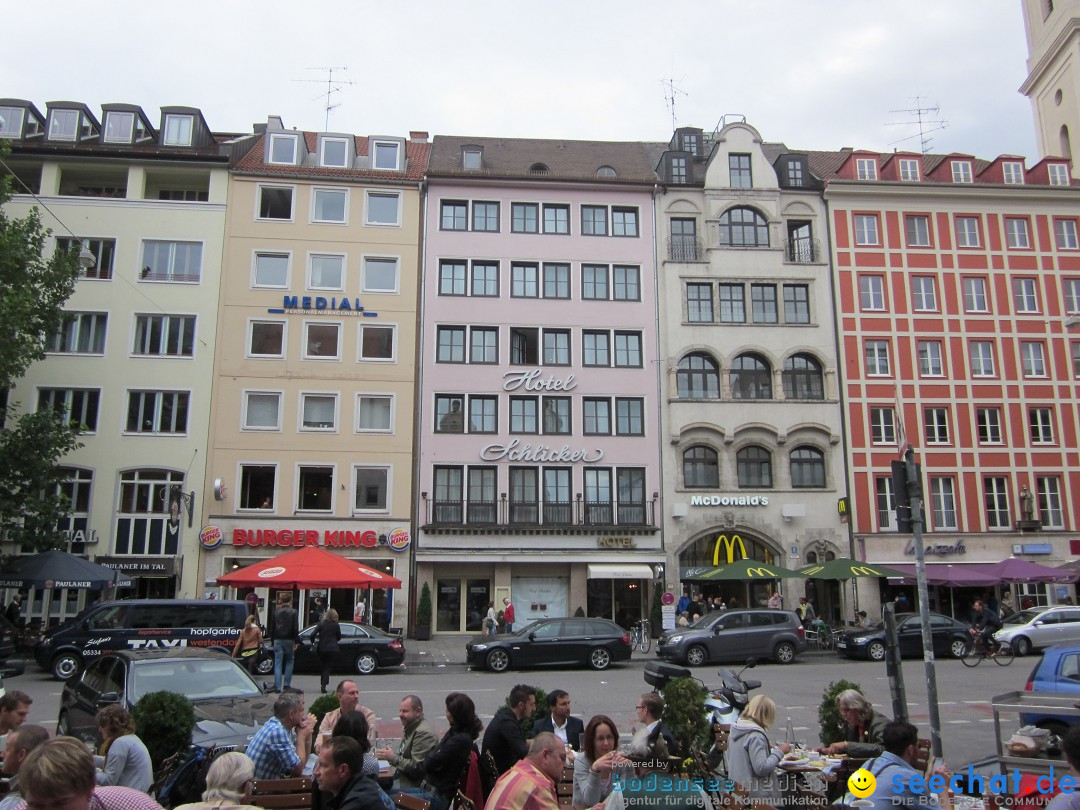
[727,694,791,805]
[173,751,261,810]
[232,614,263,674]
[94,705,153,792]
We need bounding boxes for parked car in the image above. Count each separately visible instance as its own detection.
[275,622,404,675]
[834,612,969,661]
[1020,644,1080,733]
[655,609,806,666]
[57,648,274,750]
[995,606,1080,656]
[466,617,631,672]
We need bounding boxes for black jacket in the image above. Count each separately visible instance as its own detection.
[313,619,341,654]
[531,714,585,751]
[324,772,391,810]
[482,706,527,774]
[423,729,475,798]
[272,605,298,642]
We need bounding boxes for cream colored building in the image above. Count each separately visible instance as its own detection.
[200,117,427,630]
[1021,0,1080,170]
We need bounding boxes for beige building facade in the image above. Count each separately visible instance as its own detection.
[1021,0,1080,171]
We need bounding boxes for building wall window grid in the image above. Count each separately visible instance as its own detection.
[132,314,195,358]
[899,159,920,181]
[718,207,769,247]
[303,322,341,361]
[856,158,878,181]
[923,407,950,445]
[918,340,944,376]
[297,465,334,512]
[140,240,202,283]
[1055,219,1079,249]
[239,464,276,510]
[1002,162,1025,184]
[311,187,347,224]
[969,340,996,377]
[126,390,189,434]
[905,215,932,247]
[358,324,395,362]
[46,312,108,354]
[1049,164,1071,185]
[56,237,115,280]
[353,466,389,512]
[308,254,344,290]
[951,161,974,183]
[869,407,896,445]
[115,468,184,555]
[790,446,826,488]
[854,214,880,246]
[357,394,393,433]
[1021,341,1048,377]
[1037,476,1065,528]
[781,354,824,399]
[300,392,338,431]
[864,340,891,376]
[248,320,285,358]
[930,477,958,530]
[1029,406,1055,444]
[983,476,1011,529]
[1013,277,1040,313]
[962,276,989,311]
[253,252,290,287]
[729,154,753,188]
[243,391,282,431]
[687,281,810,324]
[683,445,719,488]
[1006,217,1031,249]
[911,276,938,311]
[976,407,1003,444]
[730,353,772,399]
[736,445,772,488]
[38,387,100,432]
[677,353,720,398]
[859,275,886,310]
[257,185,294,221]
[955,217,981,248]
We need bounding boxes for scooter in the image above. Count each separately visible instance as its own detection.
[644,657,761,725]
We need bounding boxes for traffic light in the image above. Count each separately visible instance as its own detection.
[890,459,922,533]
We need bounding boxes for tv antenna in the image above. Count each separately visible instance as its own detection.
[886,96,948,153]
[662,77,687,131]
[294,66,355,130]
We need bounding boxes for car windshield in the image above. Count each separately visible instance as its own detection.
[1005,609,1047,626]
[688,613,720,630]
[132,659,261,702]
[511,620,544,636]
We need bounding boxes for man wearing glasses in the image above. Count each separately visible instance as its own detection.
[635,693,679,756]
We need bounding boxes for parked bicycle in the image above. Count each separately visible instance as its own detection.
[630,618,651,653]
[962,629,1014,667]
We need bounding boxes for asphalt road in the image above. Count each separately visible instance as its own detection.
[6,649,1032,770]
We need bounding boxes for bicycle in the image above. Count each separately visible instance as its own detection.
[630,618,651,654]
[961,630,1013,667]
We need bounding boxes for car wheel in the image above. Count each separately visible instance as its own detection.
[57,710,70,737]
[950,638,968,659]
[256,653,274,676]
[52,652,81,681]
[355,654,378,675]
[589,647,612,670]
[867,641,887,662]
[774,641,796,665]
[486,649,510,673]
[686,645,708,667]
[1014,636,1032,657]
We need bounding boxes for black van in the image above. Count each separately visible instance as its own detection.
[35,599,248,680]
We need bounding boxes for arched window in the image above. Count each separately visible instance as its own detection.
[806,551,818,564]
[677,353,720,398]
[790,446,826,488]
[730,353,772,400]
[737,446,772,488]
[719,207,769,247]
[596,165,617,178]
[782,354,824,400]
[683,446,719,488]
[529,163,549,174]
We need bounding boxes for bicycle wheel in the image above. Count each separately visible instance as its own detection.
[993,641,1014,666]
[961,640,983,668]
[640,624,652,654]
[630,627,641,650]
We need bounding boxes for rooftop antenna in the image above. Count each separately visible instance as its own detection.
[293,66,356,130]
[662,78,687,131]
[886,96,948,153]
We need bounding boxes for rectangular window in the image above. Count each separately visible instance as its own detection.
[162,114,193,146]
[543,468,572,523]
[1003,162,1025,184]
[1066,279,1080,313]
[309,254,344,290]
[854,215,880,246]
[956,217,981,247]
[582,265,609,300]
[1049,164,1070,185]
[962,276,988,312]
[584,468,613,525]
[141,241,202,283]
[612,265,640,301]
[859,275,885,310]
[751,284,778,323]
[436,326,465,363]
[687,283,713,322]
[1055,219,1079,250]
[47,312,107,354]
[470,326,498,364]
[612,207,639,237]
[977,407,1002,444]
[38,388,99,432]
[358,325,395,361]
[543,263,570,299]
[467,467,497,523]
[303,322,341,360]
[510,328,538,364]
[918,340,944,376]
[510,396,538,433]
[924,407,950,444]
[899,159,920,181]
[905,215,931,247]
[433,467,463,522]
[984,476,1010,529]
[511,202,538,233]
[582,205,608,236]
[243,391,281,430]
[787,159,804,186]
[472,201,499,232]
[783,284,810,324]
[542,396,571,434]
[869,407,896,445]
[104,111,134,144]
[876,477,895,529]
[951,161,973,183]
[462,149,482,170]
[434,395,465,433]
[543,329,570,365]
[371,140,400,170]
[865,340,891,376]
[730,154,753,187]
[856,158,878,180]
[1006,218,1031,248]
[1014,278,1040,313]
[354,466,388,511]
[249,321,284,358]
[311,188,347,223]
[301,393,338,431]
[0,105,23,138]
[56,237,116,280]
[613,331,642,367]
[441,201,467,231]
[1029,407,1055,444]
[670,156,687,183]
[253,252,289,287]
[269,133,298,164]
[583,398,611,435]
[1021,341,1047,377]
[615,398,644,436]
[366,191,401,225]
[469,395,497,433]
[969,341,996,377]
[133,314,194,357]
[543,204,570,234]
[48,109,78,141]
[912,276,938,311]
[239,465,276,510]
[439,260,466,296]
[931,478,958,530]
[511,263,538,298]
[320,137,349,168]
[718,284,746,322]
[1074,342,1080,377]
[357,395,393,433]
[126,391,189,434]
[1037,477,1065,528]
[582,331,610,367]
[257,185,294,220]
[471,261,499,297]
[362,256,398,294]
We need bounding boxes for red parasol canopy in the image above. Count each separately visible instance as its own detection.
[216,546,402,589]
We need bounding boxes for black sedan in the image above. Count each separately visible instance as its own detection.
[835,612,970,661]
[466,617,631,672]
[255,622,404,676]
[58,648,274,749]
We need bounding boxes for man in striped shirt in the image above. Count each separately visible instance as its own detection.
[483,733,564,810]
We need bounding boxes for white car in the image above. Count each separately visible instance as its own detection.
[995,606,1080,656]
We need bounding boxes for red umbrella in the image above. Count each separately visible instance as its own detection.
[216,546,402,589]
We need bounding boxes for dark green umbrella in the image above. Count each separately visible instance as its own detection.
[796,558,909,580]
[686,558,806,581]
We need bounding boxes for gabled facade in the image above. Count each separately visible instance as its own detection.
[1021,0,1080,172]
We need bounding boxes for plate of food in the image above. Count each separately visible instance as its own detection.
[779,754,811,768]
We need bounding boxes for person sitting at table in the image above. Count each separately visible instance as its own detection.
[315,681,378,752]
[418,692,483,810]
[315,736,392,810]
[859,721,944,810]
[727,694,791,807]
[573,714,631,807]
[817,689,889,758]
[603,727,708,810]
[172,751,262,810]
[331,711,380,778]
[94,705,153,792]
[1046,725,1080,810]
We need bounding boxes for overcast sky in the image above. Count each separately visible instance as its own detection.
[6,1,1040,161]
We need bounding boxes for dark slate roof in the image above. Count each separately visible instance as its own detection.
[232,133,429,182]
[428,135,657,184]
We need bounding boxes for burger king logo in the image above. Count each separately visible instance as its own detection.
[258,567,287,579]
[387,528,411,551]
[200,525,224,550]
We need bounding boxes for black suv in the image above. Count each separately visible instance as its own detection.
[656,608,807,665]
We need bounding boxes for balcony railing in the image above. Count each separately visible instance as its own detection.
[783,237,822,263]
[423,494,657,529]
[667,237,704,262]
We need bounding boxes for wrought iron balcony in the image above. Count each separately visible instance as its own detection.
[667,237,704,262]
[783,237,822,263]
[422,494,657,530]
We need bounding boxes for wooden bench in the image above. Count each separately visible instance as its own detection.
[249,777,313,810]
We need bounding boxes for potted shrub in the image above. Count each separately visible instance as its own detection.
[660,676,709,761]
[414,582,432,641]
[132,690,196,773]
[819,679,863,745]
[309,692,339,730]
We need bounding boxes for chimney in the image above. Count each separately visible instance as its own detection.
[409,130,429,142]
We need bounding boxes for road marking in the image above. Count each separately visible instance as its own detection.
[962,701,987,705]
[946,720,970,724]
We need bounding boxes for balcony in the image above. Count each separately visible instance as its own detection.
[667,237,704,262]
[422,494,658,532]
[783,237,822,263]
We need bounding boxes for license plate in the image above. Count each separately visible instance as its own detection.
[836,642,847,649]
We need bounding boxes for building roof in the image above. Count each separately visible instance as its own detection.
[231,132,429,182]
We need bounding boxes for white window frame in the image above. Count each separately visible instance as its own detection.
[906,215,931,247]
[320,136,350,168]
[1055,219,1079,250]
[311,187,348,225]
[132,313,195,358]
[103,111,134,144]
[931,478,958,530]
[163,114,193,146]
[1065,278,1080,313]
[951,160,973,183]
[268,132,299,165]
[358,323,397,363]
[856,158,878,180]
[1049,163,1070,186]
[365,190,401,226]
[247,319,286,359]
[1021,341,1048,377]
[977,407,1003,444]
[899,159,920,181]
[48,311,108,355]
[912,276,938,311]
[124,389,191,435]
[0,105,24,138]
[295,463,336,514]
[1029,407,1055,445]
[969,341,996,377]
[299,391,340,433]
[859,275,885,310]
[307,253,346,291]
[956,216,981,248]
[1013,277,1040,313]
[984,476,1010,529]
[869,407,896,445]
[371,140,401,171]
[854,214,880,246]
[140,240,203,283]
[917,340,944,377]
[1006,218,1031,249]
[362,255,400,294]
[1037,477,1065,529]
[865,340,891,376]
[302,320,342,361]
[962,276,988,312]
[242,389,283,431]
[924,407,950,445]
[1002,162,1025,185]
[352,465,391,513]
[252,251,291,288]
[356,393,395,434]
[256,184,295,222]
[49,109,79,141]
[462,148,482,170]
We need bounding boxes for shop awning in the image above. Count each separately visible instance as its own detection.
[587,564,654,580]
[882,563,1000,587]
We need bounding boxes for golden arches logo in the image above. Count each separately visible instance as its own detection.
[712,534,748,567]
[849,566,882,576]
[802,565,826,576]
[744,567,773,578]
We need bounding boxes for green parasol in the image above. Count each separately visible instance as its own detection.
[796,558,910,580]
[685,558,807,581]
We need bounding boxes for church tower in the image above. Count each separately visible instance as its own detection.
[1021,0,1080,171]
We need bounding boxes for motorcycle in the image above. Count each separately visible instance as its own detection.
[644,658,761,726]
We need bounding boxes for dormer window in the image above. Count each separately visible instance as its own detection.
[596,165,616,178]
[1049,163,1070,185]
[786,159,804,187]
[680,133,699,154]
[269,133,298,165]
[49,109,79,141]
[163,114,193,146]
[529,163,549,174]
[951,160,973,183]
[856,158,877,180]
[103,111,134,144]
[1003,162,1025,184]
[899,159,920,181]
[320,137,350,168]
[0,106,24,138]
[463,148,482,170]
[372,140,400,170]
[669,156,687,184]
